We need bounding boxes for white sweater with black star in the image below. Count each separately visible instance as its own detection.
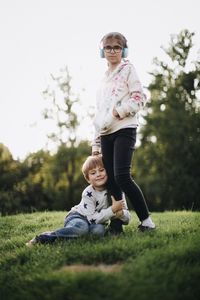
[69,185,131,225]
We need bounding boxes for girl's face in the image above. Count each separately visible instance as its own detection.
[103,38,123,66]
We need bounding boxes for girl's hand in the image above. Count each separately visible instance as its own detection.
[92,151,100,156]
[112,108,121,119]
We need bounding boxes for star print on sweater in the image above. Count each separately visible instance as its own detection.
[90,219,96,224]
[68,184,131,225]
[86,191,93,197]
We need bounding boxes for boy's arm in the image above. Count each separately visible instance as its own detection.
[79,190,115,224]
[80,190,125,224]
[114,196,131,225]
[115,209,131,225]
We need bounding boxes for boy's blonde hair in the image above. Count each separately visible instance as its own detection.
[82,155,104,181]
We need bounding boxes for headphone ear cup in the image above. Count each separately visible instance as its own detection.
[122,48,128,58]
[100,48,105,58]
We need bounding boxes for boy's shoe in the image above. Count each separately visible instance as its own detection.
[138,224,156,232]
[25,236,39,247]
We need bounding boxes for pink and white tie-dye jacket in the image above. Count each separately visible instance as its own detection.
[92,60,146,153]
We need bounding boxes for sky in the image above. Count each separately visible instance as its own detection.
[0,0,199,160]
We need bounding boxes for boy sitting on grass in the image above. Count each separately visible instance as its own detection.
[26,155,130,246]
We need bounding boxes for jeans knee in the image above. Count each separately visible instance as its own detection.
[90,224,105,236]
[65,218,89,235]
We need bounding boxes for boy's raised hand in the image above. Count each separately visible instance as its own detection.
[111,196,125,213]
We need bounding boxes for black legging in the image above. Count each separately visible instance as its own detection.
[101,128,149,221]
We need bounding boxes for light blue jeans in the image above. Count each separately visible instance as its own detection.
[36,212,105,243]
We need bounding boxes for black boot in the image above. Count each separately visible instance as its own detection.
[108,218,124,235]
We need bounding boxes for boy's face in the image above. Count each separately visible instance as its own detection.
[87,166,107,191]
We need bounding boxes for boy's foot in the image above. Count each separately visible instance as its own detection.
[25,236,39,247]
[138,224,156,232]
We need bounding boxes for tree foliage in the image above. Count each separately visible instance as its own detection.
[0,142,90,215]
[42,67,91,209]
[0,67,91,215]
[134,30,200,211]
[43,66,80,147]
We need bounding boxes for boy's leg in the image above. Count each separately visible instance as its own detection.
[89,224,105,237]
[27,216,89,245]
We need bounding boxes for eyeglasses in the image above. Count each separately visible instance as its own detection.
[103,45,122,53]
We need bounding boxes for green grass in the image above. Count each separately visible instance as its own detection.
[0,211,200,300]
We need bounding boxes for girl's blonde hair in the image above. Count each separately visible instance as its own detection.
[82,155,104,181]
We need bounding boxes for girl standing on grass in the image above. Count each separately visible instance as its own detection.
[92,32,155,234]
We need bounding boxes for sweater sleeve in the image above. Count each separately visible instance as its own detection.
[116,65,147,119]
[118,196,131,224]
[119,209,131,225]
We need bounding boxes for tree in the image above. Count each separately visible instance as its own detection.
[50,141,90,210]
[43,66,79,147]
[0,67,92,215]
[42,67,90,208]
[0,144,25,215]
[134,30,200,211]
[15,150,54,212]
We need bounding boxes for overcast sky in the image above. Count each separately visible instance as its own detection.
[0,0,199,159]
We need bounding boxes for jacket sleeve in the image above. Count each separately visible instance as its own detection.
[91,95,101,153]
[91,134,101,154]
[81,193,115,224]
[116,65,147,119]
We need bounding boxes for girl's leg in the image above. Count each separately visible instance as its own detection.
[101,133,124,234]
[101,133,123,200]
[113,128,149,221]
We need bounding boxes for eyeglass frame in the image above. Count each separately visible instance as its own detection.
[103,45,123,53]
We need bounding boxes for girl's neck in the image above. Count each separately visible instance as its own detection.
[108,61,121,72]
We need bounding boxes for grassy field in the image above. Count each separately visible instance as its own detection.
[0,211,199,300]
